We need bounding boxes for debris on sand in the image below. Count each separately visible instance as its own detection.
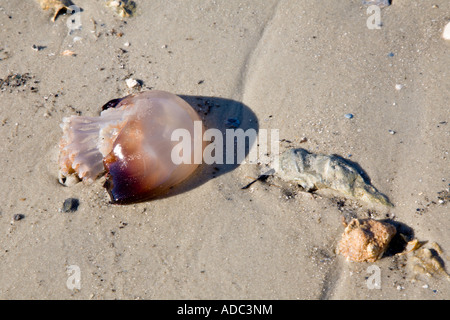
[443,22,450,41]
[125,78,139,88]
[408,242,450,282]
[35,0,74,22]
[105,0,136,18]
[13,214,25,221]
[277,148,392,206]
[61,198,80,212]
[337,218,397,262]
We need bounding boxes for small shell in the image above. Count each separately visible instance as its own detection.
[58,90,204,204]
[61,49,76,56]
[443,22,450,41]
[409,243,450,281]
[105,0,136,18]
[337,218,397,262]
[36,0,74,22]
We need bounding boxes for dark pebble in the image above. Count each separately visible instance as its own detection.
[13,214,25,221]
[62,198,80,212]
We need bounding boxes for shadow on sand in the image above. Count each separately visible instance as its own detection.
[145,94,259,202]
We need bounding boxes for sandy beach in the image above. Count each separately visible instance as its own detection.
[0,0,449,299]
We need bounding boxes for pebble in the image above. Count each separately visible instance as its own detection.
[443,22,450,40]
[395,84,403,91]
[13,214,25,221]
[31,44,45,52]
[62,198,80,213]
[344,113,354,119]
[389,130,396,135]
[125,78,139,88]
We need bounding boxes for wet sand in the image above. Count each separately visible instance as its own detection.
[0,0,449,299]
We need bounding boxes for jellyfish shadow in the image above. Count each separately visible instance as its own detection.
[148,95,259,202]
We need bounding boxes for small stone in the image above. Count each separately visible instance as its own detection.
[124,41,130,47]
[389,130,396,135]
[443,22,450,40]
[362,0,391,8]
[31,44,45,51]
[61,49,76,56]
[62,198,80,213]
[125,78,139,88]
[108,0,120,7]
[13,214,25,221]
[344,113,354,119]
[395,84,403,90]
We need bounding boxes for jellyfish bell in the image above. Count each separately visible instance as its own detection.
[58,90,204,204]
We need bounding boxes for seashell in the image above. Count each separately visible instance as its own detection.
[105,0,136,18]
[337,218,397,262]
[35,0,74,22]
[277,148,393,206]
[443,22,450,41]
[58,90,204,204]
[409,242,450,281]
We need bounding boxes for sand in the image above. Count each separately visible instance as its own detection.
[0,0,448,299]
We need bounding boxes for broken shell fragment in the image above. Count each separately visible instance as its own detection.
[409,242,450,281]
[36,0,74,22]
[337,218,397,262]
[443,22,450,41]
[397,236,425,255]
[58,90,203,204]
[106,0,136,18]
[277,148,392,206]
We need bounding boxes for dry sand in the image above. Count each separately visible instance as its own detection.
[0,0,449,299]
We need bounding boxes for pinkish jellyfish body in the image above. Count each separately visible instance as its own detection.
[58,90,203,204]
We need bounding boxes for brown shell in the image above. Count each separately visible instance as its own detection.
[337,218,397,262]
